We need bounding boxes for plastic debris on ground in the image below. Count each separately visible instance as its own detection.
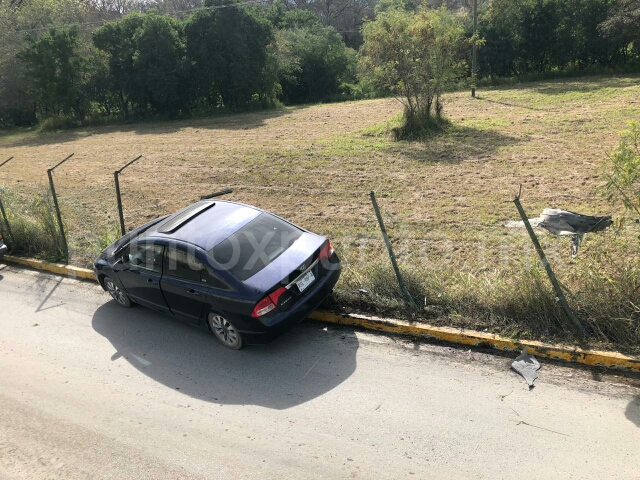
[511,350,540,388]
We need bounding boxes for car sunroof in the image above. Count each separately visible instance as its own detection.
[157,202,215,233]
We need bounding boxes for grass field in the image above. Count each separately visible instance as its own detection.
[1,75,639,351]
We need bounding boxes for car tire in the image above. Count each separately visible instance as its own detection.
[102,276,132,308]
[208,313,244,350]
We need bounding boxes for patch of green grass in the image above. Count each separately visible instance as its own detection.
[0,187,66,262]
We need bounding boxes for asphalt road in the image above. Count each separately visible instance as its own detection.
[1,263,639,479]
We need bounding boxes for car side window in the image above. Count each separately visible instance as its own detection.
[164,247,204,282]
[127,244,163,273]
[164,247,230,289]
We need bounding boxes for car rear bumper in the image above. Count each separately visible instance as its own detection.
[239,265,342,345]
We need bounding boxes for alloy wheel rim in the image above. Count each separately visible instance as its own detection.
[105,279,126,306]
[210,315,239,347]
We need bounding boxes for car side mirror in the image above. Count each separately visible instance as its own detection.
[114,256,129,271]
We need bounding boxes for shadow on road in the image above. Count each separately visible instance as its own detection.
[626,396,640,427]
[35,277,65,312]
[92,301,358,410]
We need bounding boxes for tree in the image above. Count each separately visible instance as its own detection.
[276,0,376,48]
[359,6,467,137]
[185,0,273,109]
[93,11,186,116]
[272,10,357,104]
[1,0,92,127]
[599,0,640,60]
[18,27,90,121]
[93,13,146,116]
[130,13,186,115]
[476,0,620,78]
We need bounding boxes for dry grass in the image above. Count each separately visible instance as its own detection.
[1,75,639,350]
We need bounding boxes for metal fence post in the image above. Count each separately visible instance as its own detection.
[0,157,15,246]
[200,188,233,200]
[47,153,74,259]
[114,171,125,236]
[512,185,586,336]
[370,191,417,309]
[114,155,142,236]
[0,197,13,246]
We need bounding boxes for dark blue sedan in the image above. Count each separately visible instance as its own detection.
[94,200,341,349]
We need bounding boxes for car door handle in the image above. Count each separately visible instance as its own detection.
[187,289,201,296]
[147,278,158,285]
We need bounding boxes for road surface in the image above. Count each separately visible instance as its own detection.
[0,263,639,479]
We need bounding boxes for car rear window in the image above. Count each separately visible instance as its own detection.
[209,213,302,281]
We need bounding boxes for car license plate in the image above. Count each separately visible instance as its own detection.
[296,270,315,292]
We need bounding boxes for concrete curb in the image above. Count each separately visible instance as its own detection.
[307,311,640,372]
[3,255,639,372]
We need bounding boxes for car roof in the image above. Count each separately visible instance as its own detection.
[144,200,262,250]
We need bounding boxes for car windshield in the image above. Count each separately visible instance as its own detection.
[209,213,302,281]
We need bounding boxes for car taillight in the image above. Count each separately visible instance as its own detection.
[251,287,288,318]
[318,241,334,261]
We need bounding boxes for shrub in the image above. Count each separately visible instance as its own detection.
[274,24,357,105]
[359,6,468,139]
[1,188,66,262]
[601,121,640,223]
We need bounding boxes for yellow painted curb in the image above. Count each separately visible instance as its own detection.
[308,311,640,372]
[3,255,97,281]
[3,255,639,372]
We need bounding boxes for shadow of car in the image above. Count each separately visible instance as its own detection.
[92,301,358,410]
[627,395,640,428]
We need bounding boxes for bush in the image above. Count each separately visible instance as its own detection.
[601,121,640,222]
[391,111,451,141]
[275,24,357,104]
[185,1,274,110]
[359,6,468,139]
[1,188,66,262]
[474,0,634,78]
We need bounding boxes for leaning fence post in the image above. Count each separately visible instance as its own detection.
[200,188,233,200]
[0,157,14,246]
[0,198,13,246]
[370,191,417,309]
[47,153,74,260]
[512,185,586,336]
[114,171,125,236]
[114,155,143,236]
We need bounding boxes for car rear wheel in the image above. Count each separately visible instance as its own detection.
[103,277,132,308]
[208,313,243,350]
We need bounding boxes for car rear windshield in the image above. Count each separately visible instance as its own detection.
[209,213,302,282]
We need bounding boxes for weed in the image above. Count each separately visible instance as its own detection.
[1,187,65,262]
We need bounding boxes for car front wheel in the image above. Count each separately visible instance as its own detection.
[103,277,132,308]
[208,313,243,350]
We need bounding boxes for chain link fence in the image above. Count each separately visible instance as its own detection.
[0,181,65,261]
[0,155,638,350]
